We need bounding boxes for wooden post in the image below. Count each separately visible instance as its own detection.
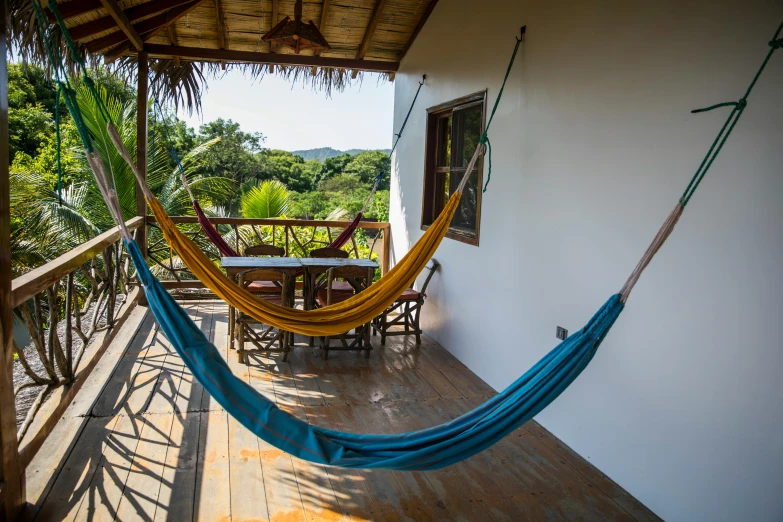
[381,224,390,275]
[0,0,27,516]
[136,53,148,259]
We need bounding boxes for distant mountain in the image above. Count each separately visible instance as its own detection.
[292,147,391,161]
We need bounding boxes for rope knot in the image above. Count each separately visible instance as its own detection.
[737,98,747,109]
[82,76,95,88]
[478,131,488,145]
[770,38,782,49]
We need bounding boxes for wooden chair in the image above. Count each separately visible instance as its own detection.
[236,268,292,363]
[244,243,286,295]
[372,259,440,344]
[316,265,375,359]
[309,247,349,259]
[309,247,353,293]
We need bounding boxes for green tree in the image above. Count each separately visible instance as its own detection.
[344,150,390,188]
[319,173,364,193]
[263,150,317,193]
[197,118,266,213]
[289,190,330,218]
[316,152,352,185]
[8,65,54,160]
[10,84,228,274]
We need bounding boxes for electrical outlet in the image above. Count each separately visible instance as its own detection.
[556,326,568,340]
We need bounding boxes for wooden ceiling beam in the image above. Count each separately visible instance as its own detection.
[214,0,225,48]
[69,0,193,41]
[45,0,102,22]
[166,25,180,65]
[89,0,202,54]
[214,0,226,69]
[98,0,144,50]
[399,0,438,61]
[143,44,399,72]
[314,0,329,56]
[352,0,385,78]
[268,0,278,70]
[356,0,385,60]
[318,0,330,28]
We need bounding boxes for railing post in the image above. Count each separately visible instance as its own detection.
[136,52,148,260]
[0,0,27,516]
[381,223,390,275]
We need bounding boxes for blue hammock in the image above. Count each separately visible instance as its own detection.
[128,238,623,470]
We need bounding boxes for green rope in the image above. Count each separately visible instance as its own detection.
[31,0,94,153]
[55,84,62,204]
[681,21,783,206]
[481,31,523,193]
[47,0,113,125]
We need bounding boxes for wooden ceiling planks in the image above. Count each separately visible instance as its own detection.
[50,0,437,71]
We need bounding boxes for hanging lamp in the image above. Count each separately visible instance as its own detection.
[262,0,331,54]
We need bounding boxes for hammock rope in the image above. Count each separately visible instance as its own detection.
[620,19,783,302]
[360,75,426,213]
[35,4,782,471]
[481,27,524,193]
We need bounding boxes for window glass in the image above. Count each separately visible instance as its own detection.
[422,92,485,245]
[436,115,451,167]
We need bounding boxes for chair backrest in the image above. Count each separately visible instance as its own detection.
[310,247,349,259]
[323,266,375,305]
[245,243,285,257]
[418,258,441,296]
[238,268,292,305]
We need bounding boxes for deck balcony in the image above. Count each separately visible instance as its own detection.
[8,218,660,521]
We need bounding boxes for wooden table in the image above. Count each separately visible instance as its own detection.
[220,257,380,347]
[298,257,379,311]
[221,257,302,348]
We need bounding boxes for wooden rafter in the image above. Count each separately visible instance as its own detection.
[143,43,399,72]
[167,25,180,65]
[98,0,144,50]
[399,0,438,61]
[315,0,329,56]
[214,0,225,48]
[356,0,385,60]
[69,0,193,41]
[269,0,278,71]
[96,0,203,61]
[45,0,102,22]
[352,0,386,78]
[214,0,226,69]
[87,0,202,53]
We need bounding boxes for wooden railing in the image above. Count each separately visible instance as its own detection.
[9,217,144,468]
[146,216,392,287]
[4,214,391,481]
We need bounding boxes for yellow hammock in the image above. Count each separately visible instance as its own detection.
[108,118,474,337]
[146,193,460,337]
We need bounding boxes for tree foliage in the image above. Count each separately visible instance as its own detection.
[242,180,291,219]
[8,64,392,276]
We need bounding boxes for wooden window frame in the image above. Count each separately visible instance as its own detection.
[420,90,486,246]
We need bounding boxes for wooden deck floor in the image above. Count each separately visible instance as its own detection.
[26,301,660,522]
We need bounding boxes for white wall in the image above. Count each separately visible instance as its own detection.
[390,1,783,521]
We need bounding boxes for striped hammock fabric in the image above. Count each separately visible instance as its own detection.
[127,236,623,469]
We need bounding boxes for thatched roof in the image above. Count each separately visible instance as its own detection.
[10,0,438,112]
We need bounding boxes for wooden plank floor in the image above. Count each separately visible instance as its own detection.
[29,301,661,522]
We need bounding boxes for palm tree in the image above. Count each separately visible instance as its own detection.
[241,180,292,219]
[10,82,234,275]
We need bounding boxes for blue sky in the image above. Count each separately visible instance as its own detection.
[178,69,395,152]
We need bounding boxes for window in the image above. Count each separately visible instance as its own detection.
[421,91,486,246]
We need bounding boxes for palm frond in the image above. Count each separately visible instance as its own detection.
[241,180,291,219]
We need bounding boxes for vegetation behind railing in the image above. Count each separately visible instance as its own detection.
[146,216,391,285]
[10,217,144,441]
